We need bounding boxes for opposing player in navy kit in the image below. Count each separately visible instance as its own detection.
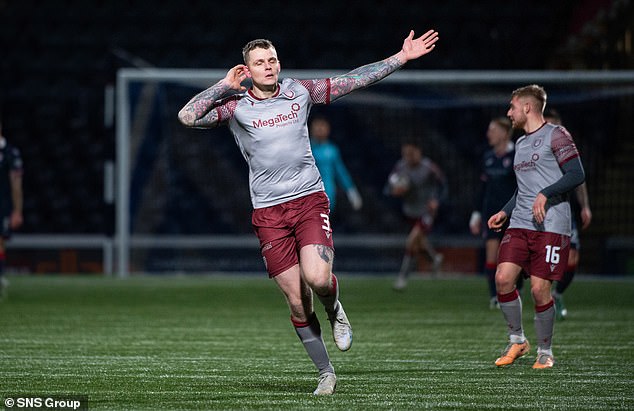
[0,122,24,299]
[178,29,439,394]
[470,117,526,308]
[488,85,585,369]
[470,117,523,308]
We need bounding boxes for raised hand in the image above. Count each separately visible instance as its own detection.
[400,29,439,62]
[223,64,250,91]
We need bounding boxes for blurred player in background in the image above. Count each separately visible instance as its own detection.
[309,115,363,213]
[387,139,448,290]
[544,108,592,320]
[470,117,523,309]
[488,85,585,369]
[178,29,439,395]
[0,121,24,299]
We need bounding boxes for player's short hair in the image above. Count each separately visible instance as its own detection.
[402,136,423,151]
[491,116,512,133]
[511,84,547,112]
[242,39,276,64]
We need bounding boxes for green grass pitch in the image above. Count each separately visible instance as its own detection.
[1,274,633,410]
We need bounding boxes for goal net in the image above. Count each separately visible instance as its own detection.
[115,69,634,277]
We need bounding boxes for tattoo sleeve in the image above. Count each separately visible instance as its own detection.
[329,55,403,102]
[178,80,231,127]
[314,244,334,265]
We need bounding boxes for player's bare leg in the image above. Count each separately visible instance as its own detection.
[495,262,530,366]
[300,244,352,352]
[419,234,443,276]
[274,265,337,394]
[394,225,422,290]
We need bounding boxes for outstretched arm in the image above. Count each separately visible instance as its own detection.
[178,64,249,127]
[329,29,439,102]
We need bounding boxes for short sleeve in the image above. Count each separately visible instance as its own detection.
[551,126,580,166]
[298,78,331,104]
[215,95,241,124]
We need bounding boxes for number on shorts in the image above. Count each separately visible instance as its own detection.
[545,245,560,264]
[320,213,331,234]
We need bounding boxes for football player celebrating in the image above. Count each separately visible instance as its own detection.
[179,29,439,394]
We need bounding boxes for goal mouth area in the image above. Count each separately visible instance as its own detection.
[114,69,634,277]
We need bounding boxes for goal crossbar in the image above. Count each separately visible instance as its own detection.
[115,69,634,277]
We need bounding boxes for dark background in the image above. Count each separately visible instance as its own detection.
[1,0,633,273]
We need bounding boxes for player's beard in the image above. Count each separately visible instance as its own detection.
[511,116,526,130]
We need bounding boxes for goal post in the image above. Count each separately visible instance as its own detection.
[115,69,634,277]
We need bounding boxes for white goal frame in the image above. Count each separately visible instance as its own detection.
[115,69,634,277]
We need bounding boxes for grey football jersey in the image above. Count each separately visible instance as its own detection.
[390,157,445,219]
[510,123,580,235]
[216,78,330,209]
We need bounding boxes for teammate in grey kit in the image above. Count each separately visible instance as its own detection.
[388,140,447,290]
[488,85,585,369]
[178,29,439,394]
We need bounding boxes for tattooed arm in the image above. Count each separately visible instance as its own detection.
[329,29,439,102]
[178,64,249,127]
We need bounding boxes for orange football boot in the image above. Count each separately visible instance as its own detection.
[532,353,555,369]
[495,340,530,366]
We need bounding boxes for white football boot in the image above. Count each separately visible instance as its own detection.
[313,372,337,395]
[327,302,353,351]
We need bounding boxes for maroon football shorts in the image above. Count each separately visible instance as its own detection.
[407,212,434,234]
[498,227,570,281]
[252,191,334,278]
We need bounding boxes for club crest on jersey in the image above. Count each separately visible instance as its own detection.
[532,138,543,148]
